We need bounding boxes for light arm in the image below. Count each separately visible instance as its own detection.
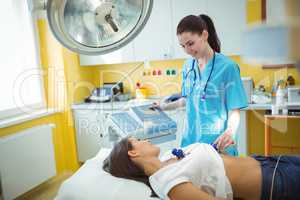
[160,97,186,111]
[214,109,241,151]
[168,182,217,200]
[226,109,241,138]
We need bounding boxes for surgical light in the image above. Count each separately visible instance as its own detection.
[29,0,153,55]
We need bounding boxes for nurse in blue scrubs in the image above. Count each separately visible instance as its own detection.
[155,14,248,156]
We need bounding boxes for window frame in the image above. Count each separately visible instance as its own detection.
[0,1,46,120]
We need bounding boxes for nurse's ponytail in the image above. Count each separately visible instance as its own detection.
[199,14,221,53]
[177,14,221,53]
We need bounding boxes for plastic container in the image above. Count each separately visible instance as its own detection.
[271,104,279,115]
[135,88,148,99]
[117,93,131,101]
[288,87,300,103]
[287,74,295,86]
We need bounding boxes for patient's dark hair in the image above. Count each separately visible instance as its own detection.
[102,137,158,197]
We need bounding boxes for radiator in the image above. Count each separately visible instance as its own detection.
[0,124,56,200]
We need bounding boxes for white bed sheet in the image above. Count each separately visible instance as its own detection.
[55,148,160,200]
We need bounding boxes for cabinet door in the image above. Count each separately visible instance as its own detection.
[267,0,287,23]
[79,42,135,66]
[172,0,246,57]
[133,0,173,61]
[236,110,248,156]
[206,0,246,55]
[73,109,105,162]
[171,0,208,59]
[166,108,186,147]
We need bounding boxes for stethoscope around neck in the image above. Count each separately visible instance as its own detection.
[182,51,216,101]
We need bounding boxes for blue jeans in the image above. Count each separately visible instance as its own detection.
[252,155,300,200]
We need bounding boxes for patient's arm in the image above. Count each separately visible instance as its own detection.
[168,182,217,200]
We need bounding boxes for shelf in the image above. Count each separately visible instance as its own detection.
[262,63,295,69]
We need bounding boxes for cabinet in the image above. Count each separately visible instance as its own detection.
[73,103,247,161]
[73,109,108,162]
[206,0,246,55]
[236,110,248,156]
[79,0,247,65]
[171,0,208,59]
[166,108,186,147]
[72,102,186,161]
[133,0,173,61]
[266,0,287,23]
[172,0,247,57]
[79,42,135,66]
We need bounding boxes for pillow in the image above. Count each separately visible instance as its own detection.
[55,148,160,200]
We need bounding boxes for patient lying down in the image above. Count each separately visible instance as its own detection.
[103,137,300,200]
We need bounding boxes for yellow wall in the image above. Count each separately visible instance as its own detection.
[88,59,300,155]
[247,0,262,24]
[0,114,66,173]
[70,1,300,156]
[90,0,300,155]
[243,0,300,154]
[37,19,98,171]
[92,60,184,97]
[1,2,299,189]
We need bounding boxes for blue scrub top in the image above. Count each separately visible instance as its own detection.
[181,53,248,156]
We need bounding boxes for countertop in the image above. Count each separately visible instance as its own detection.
[71,98,159,110]
[72,92,300,110]
[72,98,275,111]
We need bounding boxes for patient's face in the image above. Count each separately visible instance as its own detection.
[128,138,160,157]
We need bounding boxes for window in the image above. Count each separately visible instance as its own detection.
[0,1,45,120]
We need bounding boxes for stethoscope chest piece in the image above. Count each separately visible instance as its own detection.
[172,148,185,159]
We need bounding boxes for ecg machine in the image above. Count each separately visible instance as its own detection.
[105,104,177,144]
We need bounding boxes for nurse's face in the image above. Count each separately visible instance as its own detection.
[177,31,208,58]
[128,137,160,158]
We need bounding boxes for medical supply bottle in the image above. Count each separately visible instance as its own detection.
[274,80,287,115]
[276,87,285,106]
[287,74,295,86]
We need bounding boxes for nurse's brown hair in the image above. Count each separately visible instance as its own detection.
[177,14,221,53]
[102,137,158,197]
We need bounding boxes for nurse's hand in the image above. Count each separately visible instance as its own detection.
[214,130,235,152]
[149,101,164,111]
[149,95,171,110]
[149,96,185,111]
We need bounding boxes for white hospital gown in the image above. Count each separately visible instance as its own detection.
[149,143,233,200]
